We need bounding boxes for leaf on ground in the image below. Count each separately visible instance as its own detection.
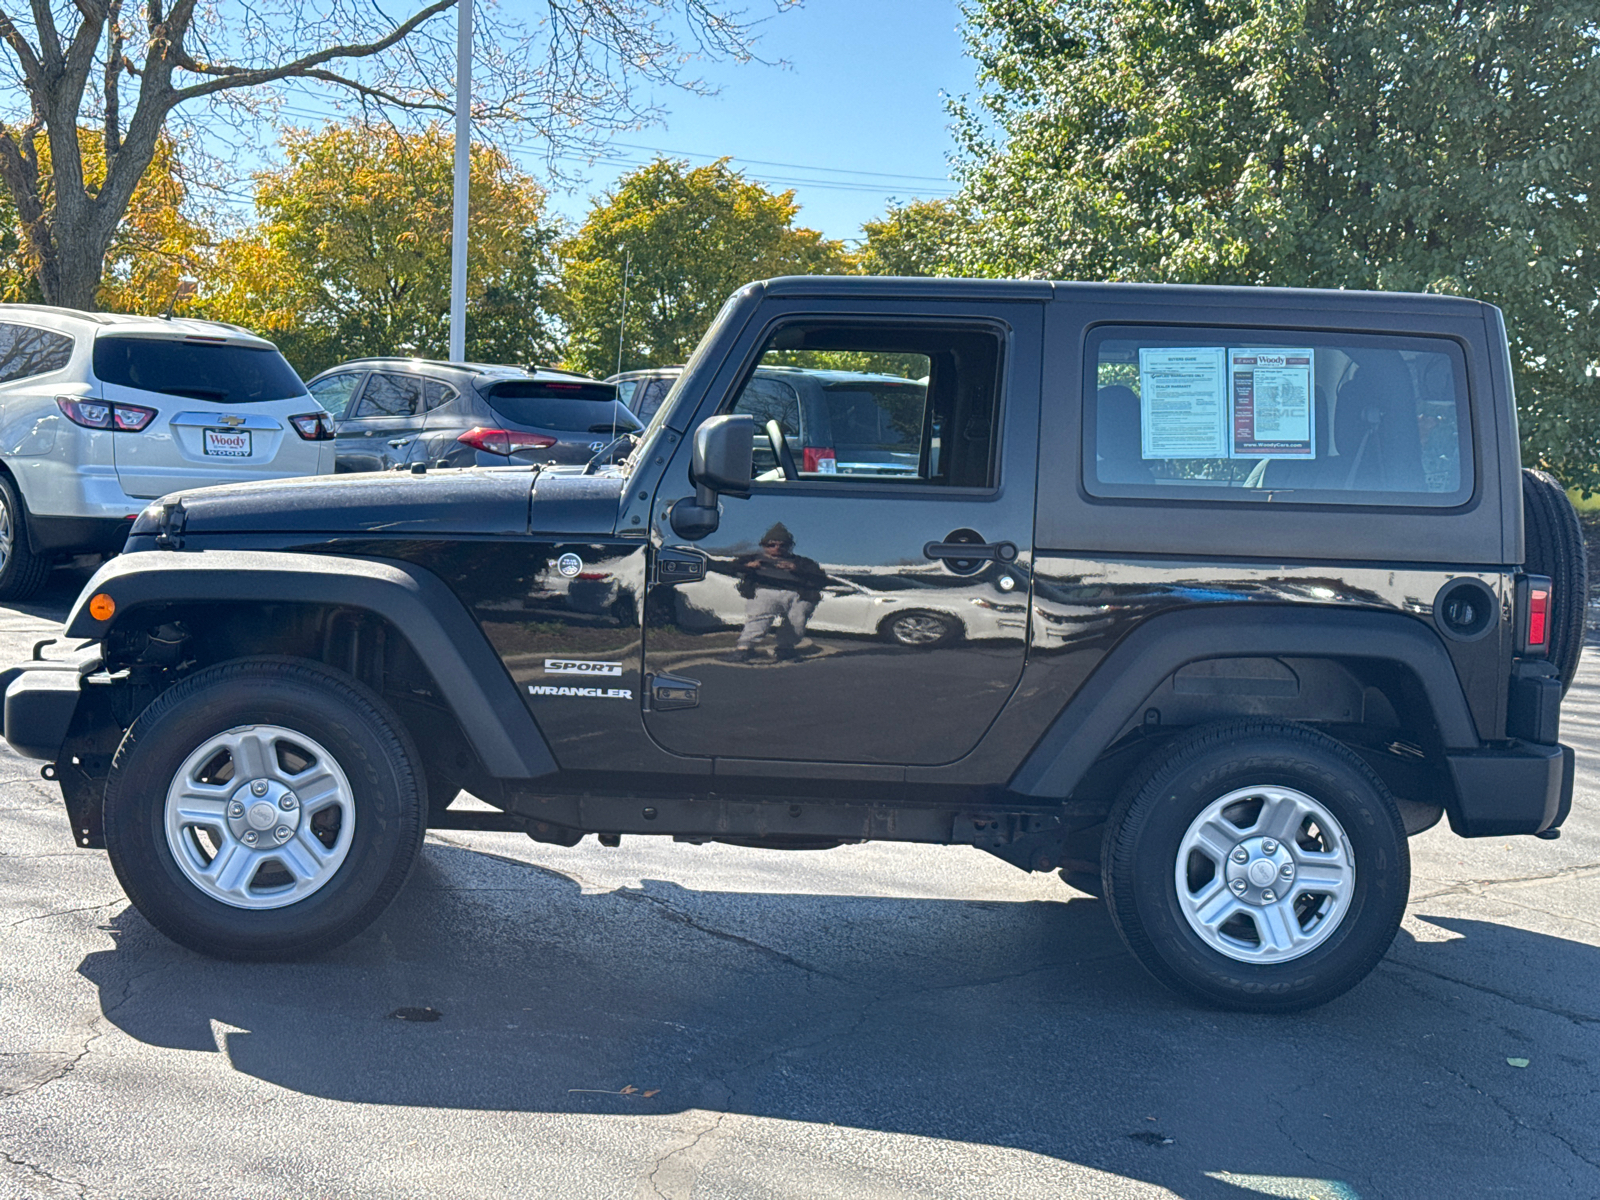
[643,1089,661,1098]
[1507,1057,1530,1068]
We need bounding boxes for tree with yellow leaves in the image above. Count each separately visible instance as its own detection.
[204,122,560,377]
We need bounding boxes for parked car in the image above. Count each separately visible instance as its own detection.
[5,276,1583,1016]
[308,359,641,471]
[0,304,332,599]
[611,363,928,476]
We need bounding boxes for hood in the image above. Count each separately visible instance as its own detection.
[129,468,543,538]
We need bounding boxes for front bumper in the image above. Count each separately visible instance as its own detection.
[1445,740,1574,837]
[0,649,98,762]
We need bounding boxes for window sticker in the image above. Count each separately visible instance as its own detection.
[1229,348,1315,458]
[1138,347,1228,459]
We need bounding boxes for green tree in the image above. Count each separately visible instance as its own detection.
[855,198,969,277]
[559,158,849,376]
[203,122,561,377]
[952,0,1600,488]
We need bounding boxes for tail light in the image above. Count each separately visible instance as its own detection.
[803,446,837,473]
[57,397,156,432]
[457,427,557,456]
[289,412,335,440]
[1516,574,1552,655]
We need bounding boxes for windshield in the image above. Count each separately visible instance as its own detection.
[93,336,306,403]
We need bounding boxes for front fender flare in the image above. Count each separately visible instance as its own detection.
[1009,606,1480,799]
[66,549,557,780]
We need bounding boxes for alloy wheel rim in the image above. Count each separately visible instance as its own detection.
[0,491,13,574]
[1173,784,1355,965]
[893,615,947,644]
[164,724,357,910]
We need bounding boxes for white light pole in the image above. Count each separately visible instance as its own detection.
[448,0,472,363]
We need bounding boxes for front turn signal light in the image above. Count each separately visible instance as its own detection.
[88,593,115,621]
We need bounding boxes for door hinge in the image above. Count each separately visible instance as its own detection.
[646,673,700,711]
[155,499,186,550]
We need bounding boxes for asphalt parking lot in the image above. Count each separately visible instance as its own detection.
[2,566,1598,1200]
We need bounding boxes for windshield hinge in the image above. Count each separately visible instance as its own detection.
[155,499,186,550]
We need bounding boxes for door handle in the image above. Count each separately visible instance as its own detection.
[388,437,414,448]
[924,540,1018,563]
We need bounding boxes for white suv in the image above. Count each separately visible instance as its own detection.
[0,305,334,599]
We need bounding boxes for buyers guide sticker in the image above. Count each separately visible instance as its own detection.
[1229,348,1315,458]
[1138,347,1228,459]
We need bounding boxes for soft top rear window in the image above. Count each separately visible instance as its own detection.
[483,379,641,434]
[94,337,306,404]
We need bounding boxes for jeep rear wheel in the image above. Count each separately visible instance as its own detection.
[102,657,426,959]
[1102,722,1408,1012]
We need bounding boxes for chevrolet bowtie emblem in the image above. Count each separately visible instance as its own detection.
[217,415,245,427]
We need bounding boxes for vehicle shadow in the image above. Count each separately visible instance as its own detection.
[77,842,1600,1198]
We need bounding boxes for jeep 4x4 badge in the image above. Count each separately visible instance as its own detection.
[3,276,1580,1017]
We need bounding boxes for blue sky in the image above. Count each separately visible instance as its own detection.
[246,1,973,243]
[531,0,972,242]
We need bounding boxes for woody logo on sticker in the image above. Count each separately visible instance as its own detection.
[544,659,622,676]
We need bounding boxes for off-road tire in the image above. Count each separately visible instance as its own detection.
[102,656,426,959]
[1521,468,1587,692]
[0,475,52,601]
[1101,721,1409,1012]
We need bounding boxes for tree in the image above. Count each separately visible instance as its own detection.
[559,158,849,376]
[952,0,1600,488]
[203,122,560,377]
[0,0,796,310]
[855,198,970,277]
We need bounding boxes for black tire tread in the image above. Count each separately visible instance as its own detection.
[103,655,426,960]
[1101,720,1408,1013]
[1521,468,1587,692]
[0,475,52,602]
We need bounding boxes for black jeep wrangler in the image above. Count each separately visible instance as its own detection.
[2,278,1582,1012]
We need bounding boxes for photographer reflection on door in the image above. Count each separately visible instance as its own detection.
[725,523,827,662]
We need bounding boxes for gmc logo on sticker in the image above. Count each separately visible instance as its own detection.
[544,659,623,676]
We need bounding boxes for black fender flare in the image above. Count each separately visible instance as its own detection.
[1008,606,1480,799]
[64,549,558,780]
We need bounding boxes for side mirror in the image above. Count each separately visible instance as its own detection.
[671,414,754,539]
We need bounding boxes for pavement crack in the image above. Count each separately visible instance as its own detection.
[1436,1064,1600,1175]
[620,889,851,984]
[1383,957,1600,1027]
[1411,860,1600,903]
[644,1111,728,1200]
[1,1148,90,1197]
[8,899,120,928]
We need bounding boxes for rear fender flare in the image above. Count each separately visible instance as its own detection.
[65,549,557,780]
[1009,606,1479,799]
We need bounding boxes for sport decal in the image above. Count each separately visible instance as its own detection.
[544,659,623,676]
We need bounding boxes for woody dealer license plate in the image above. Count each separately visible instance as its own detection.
[203,429,251,457]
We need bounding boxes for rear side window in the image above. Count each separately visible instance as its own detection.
[94,337,305,403]
[484,379,641,434]
[1086,326,1471,506]
[0,322,73,382]
[351,372,423,418]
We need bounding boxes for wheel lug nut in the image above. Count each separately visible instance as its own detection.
[274,826,292,842]
[229,802,244,818]
[1261,839,1278,855]
[1262,888,1277,902]
[1232,847,1249,864]
[241,830,258,845]
[1230,879,1248,895]
[1280,863,1295,878]
[279,793,297,811]
[251,780,269,796]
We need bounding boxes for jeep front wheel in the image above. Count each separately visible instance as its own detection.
[102,657,426,959]
[1102,722,1408,1012]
